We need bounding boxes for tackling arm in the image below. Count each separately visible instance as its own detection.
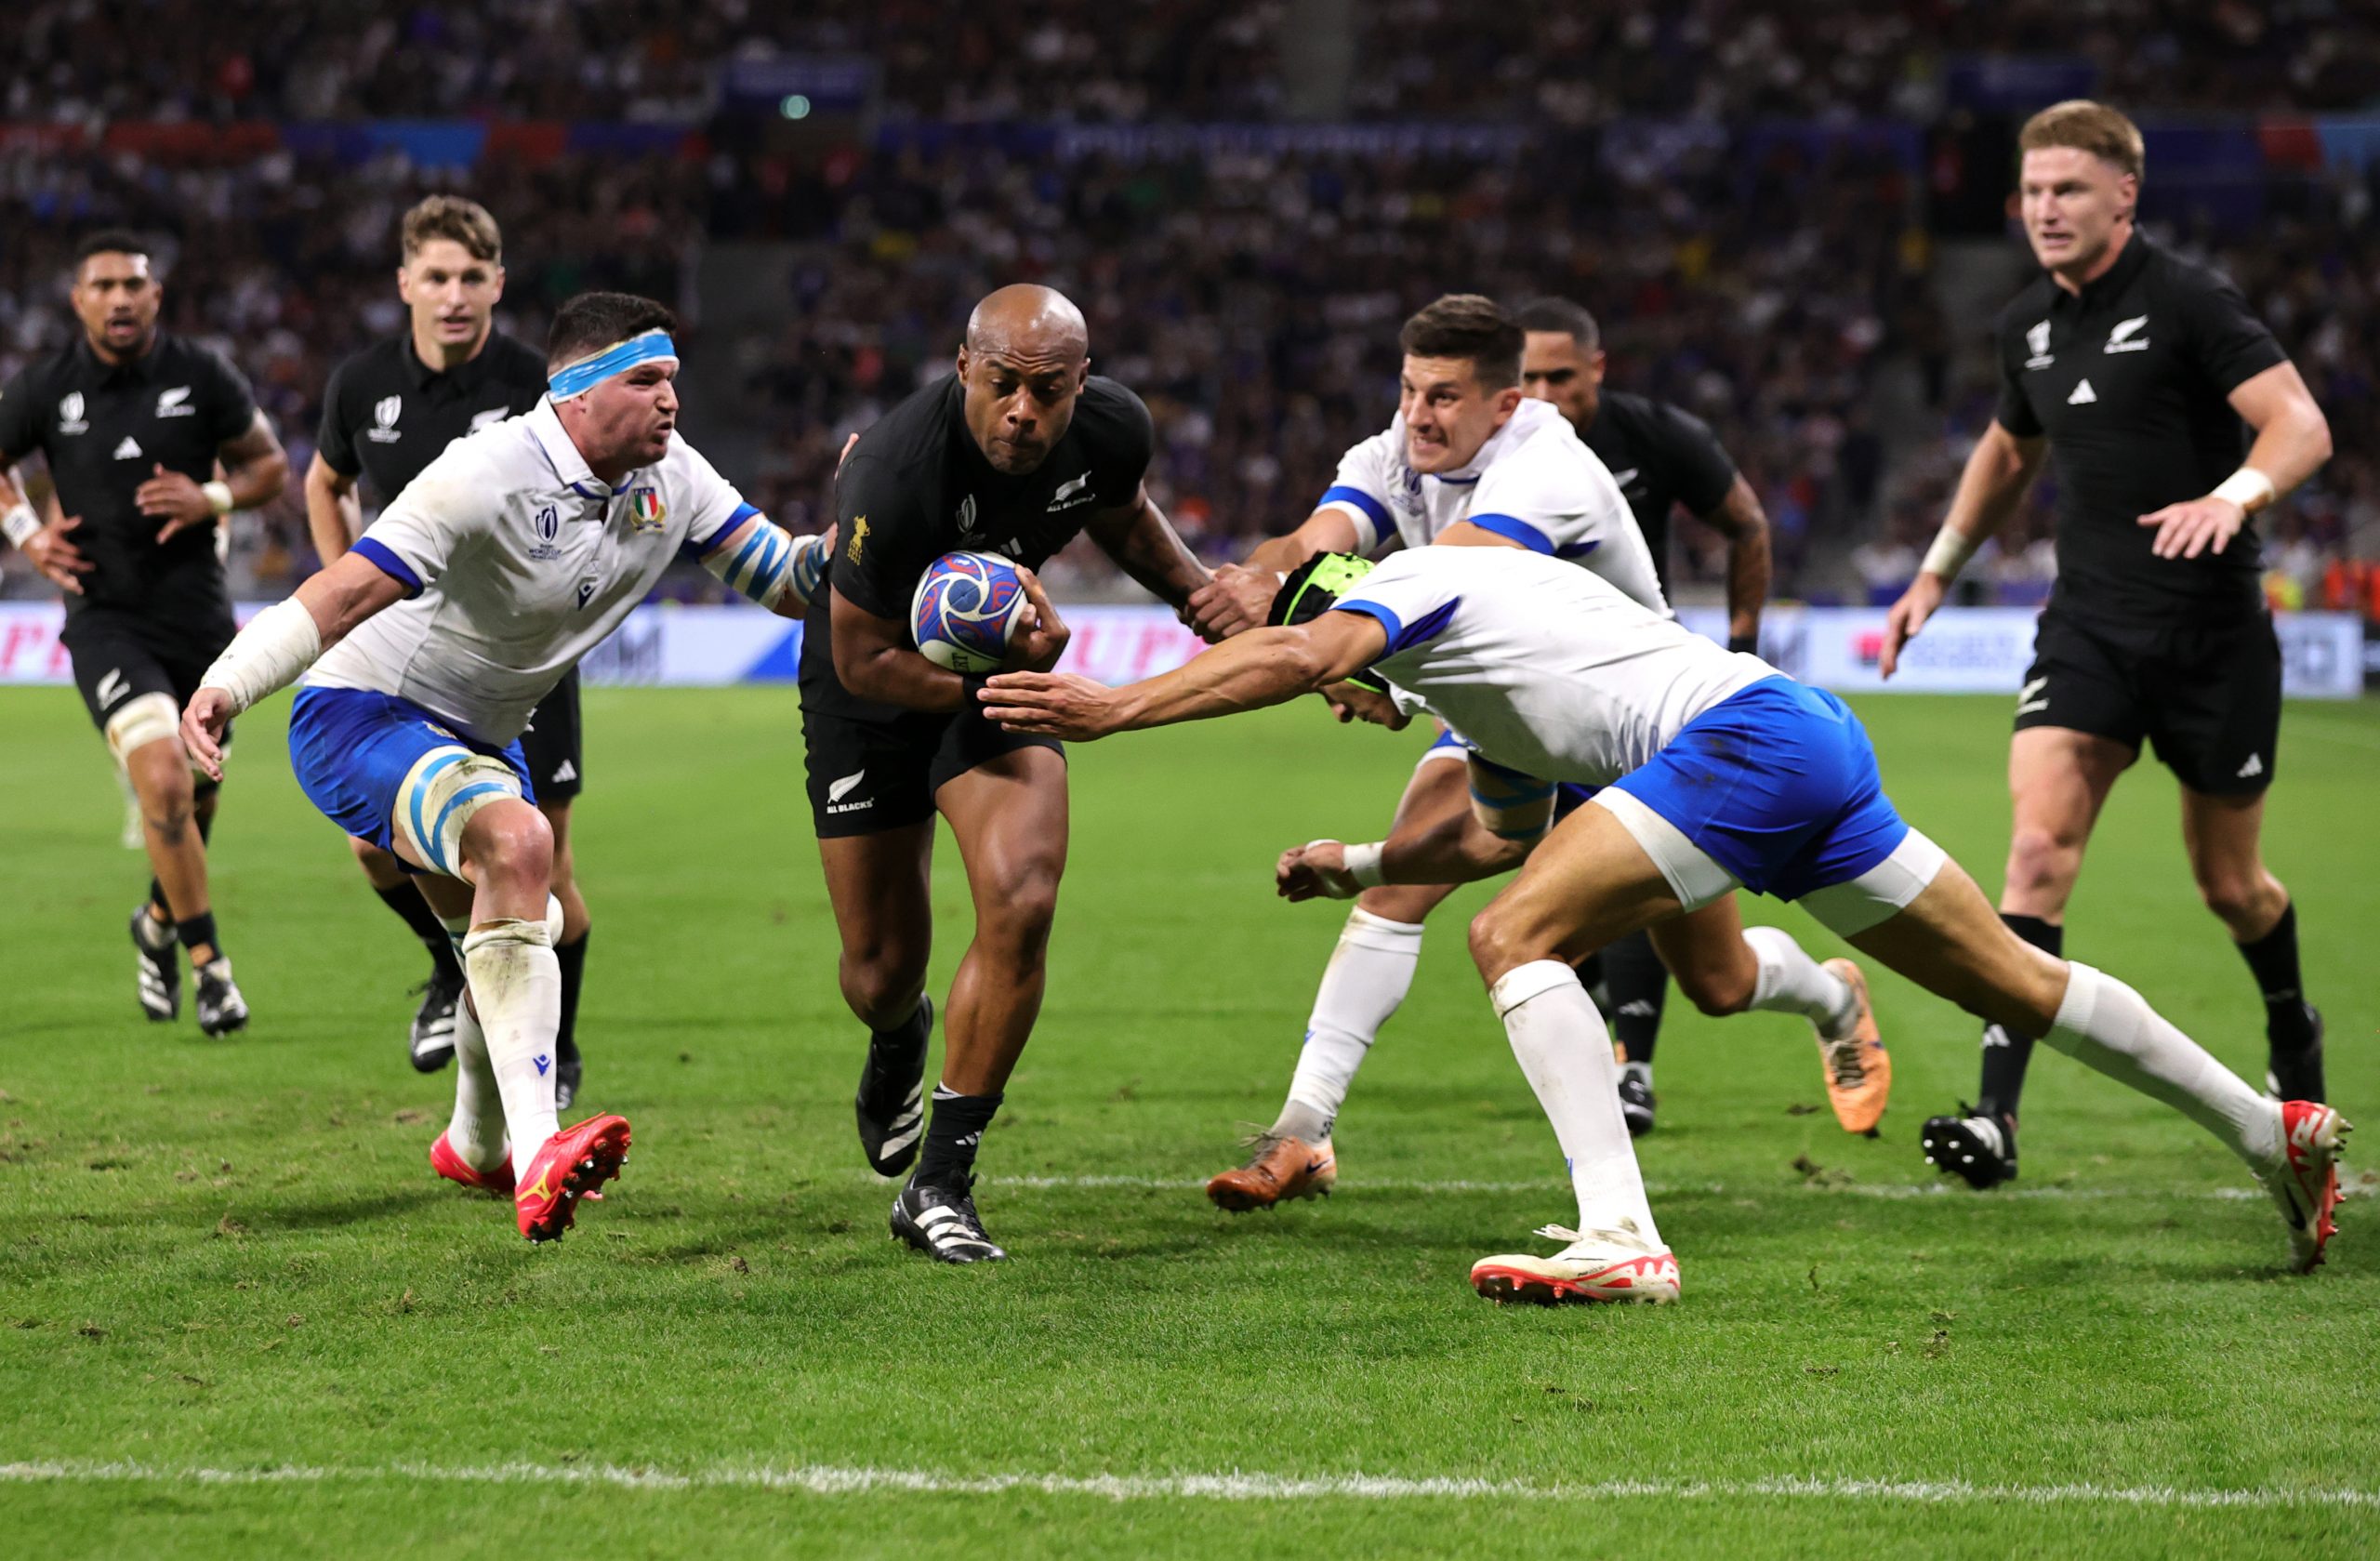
[697,510,833,619]
[980,608,1386,740]
[1276,755,1549,900]
[1185,507,1364,640]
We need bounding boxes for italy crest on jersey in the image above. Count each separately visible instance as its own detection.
[627,487,667,532]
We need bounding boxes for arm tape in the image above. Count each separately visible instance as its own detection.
[703,516,825,611]
[3,502,38,548]
[2211,467,2277,512]
[1919,524,1979,581]
[1342,840,1387,889]
[199,598,322,714]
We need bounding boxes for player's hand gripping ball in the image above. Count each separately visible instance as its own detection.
[911,551,1031,672]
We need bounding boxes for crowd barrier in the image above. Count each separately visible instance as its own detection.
[1,602,2364,699]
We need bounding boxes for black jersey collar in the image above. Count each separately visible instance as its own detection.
[2056,231,2152,313]
[402,332,500,392]
[75,329,164,384]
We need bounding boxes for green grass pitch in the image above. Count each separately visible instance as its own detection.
[3,683,2376,1558]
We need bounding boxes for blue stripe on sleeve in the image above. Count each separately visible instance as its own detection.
[1555,538,1603,559]
[1330,598,1403,648]
[351,536,425,597]
[1318,484,1392,539]
[1462,512,1554,554]
[1385,597,1461,652]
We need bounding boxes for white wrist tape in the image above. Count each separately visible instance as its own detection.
[1920,525,1979,581]
[3,503,39,548]
[203,481,234,517]
[199,598,323,714]
[1342,840,1387,888]
[2211,467,2276,512]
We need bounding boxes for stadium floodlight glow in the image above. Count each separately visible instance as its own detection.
[780,94,813,120]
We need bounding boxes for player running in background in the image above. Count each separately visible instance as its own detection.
[985,548,2349,1299]
[306,196,602,1103]
[1,231,289,1035]
[1182,297,1881,1212]
[1514,297,1774,1134]
[812,284,1210,1263]
[1882,101,2335,1188]
[180,292,829,1241]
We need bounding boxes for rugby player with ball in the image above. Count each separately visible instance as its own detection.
[802,284,1211,1263]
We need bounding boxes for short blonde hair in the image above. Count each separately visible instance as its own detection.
[400,195,502,264]
[2018,100,2145,183]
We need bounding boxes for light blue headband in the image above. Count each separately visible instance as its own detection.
[549,330,679,401]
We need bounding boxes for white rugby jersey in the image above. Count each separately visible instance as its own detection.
[306,396,751,744]
[1317,397,1667,613]
[1333,547,1771,786]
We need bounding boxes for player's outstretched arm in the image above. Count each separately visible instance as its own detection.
[1084,483,1211,620]
[696,511,835,619]
[1187,508,1364,640]
[983,608,1387,740]
[2137,361,2333,561]
[179,551,407,779]
[1882,419,2045,678]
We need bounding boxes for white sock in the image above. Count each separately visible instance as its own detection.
[1745,924,1858,1039]
[461,919,563,1181]
[446,995,509,1173]
[1489,959,1663,1250]
[1277,907,1425,1137]
[2041,962,2282,1170]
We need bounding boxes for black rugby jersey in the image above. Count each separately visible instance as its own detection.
[802,374,1154,708]
[1578,390,1739,597]
[317,331,548,503]
[1992,233,2289,624]
[0,332,256,627]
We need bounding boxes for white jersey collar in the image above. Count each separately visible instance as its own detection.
[526,396,613,500]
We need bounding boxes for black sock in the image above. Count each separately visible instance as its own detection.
[2238,901,2317,1053]
[555,931,588,1065]
[1603,929,1670,1065]
[1977,913,2062,1121]
[375,881,463,982]
[147,880,174,923]
[915,1085,1002,1188]
[175,911,219,963]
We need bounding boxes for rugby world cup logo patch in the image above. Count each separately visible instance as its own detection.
[59,391,87,433]
[535,504,561,543]
[367,394,403,443]
[628,487,667,532]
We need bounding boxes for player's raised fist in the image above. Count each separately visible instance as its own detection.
[179,687,237,781]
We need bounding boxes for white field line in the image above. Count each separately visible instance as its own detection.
[0,1460,2373,1511]
[970,1172,2276,1202]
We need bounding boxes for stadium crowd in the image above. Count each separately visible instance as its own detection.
[5,1,2377,611]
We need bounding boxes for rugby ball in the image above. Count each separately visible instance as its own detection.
[911,551,1029,673]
